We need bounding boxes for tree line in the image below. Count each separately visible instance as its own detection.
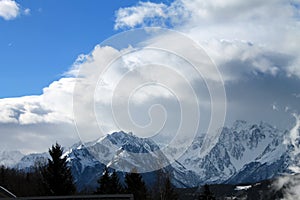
[0,143,215,200]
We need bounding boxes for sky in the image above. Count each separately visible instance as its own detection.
[0,0,300,153]
[0,0,168,98]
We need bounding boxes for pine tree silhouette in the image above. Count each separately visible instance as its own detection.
[162,175,178,200]
[152,170,178,200]
[42,143,76,195]
[110,170,123,194]
[125,168,147,200]
[198,184,216,200]
[95,166,111,194]
[95,167,123,194]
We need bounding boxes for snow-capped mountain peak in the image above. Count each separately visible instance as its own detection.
[0,121,297,191]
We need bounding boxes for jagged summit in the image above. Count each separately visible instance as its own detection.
[106,131,160,153]
[1,121,297,191]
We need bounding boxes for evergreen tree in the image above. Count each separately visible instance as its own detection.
[110,170,123,194]
[151,169,164,200]
[125,168,147,200]
[42,143,76,195]
[95,167,123,194]
[95,166,111,194]
[161,175,178,200]
[198,184,216,200]
[152,170,178,200]
[0,165,48,197]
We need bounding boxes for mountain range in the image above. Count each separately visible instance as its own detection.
[0,120,297,192]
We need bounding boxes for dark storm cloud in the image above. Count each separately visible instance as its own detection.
[0,122,79,153]
[225,74,300,129]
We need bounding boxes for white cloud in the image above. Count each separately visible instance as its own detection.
[114,0,299,29]
[0,41,222,153]
[114,2,168,29]
[0,0,300,154]
[286,114,300,172]
[0,0,19,20]
[274,114,300,200]
[274,174,300,200]
[0,78,75,125]
[293,93,300,98]
[178,0,297,24]
[0,46,128,152]
[114,0,300,80]
[23,8,30,15]
[72,43,215,145]
[272,103,279,111]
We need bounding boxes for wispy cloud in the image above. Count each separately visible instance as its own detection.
[114,2,168,30]
[23,8,30,15]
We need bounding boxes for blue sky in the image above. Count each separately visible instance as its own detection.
[0,0,170,98]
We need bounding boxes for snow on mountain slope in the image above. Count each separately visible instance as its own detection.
[0,150,24,167]
[66,144,105,191]
[0,121,294,190]
[85,131,169,173]
[14,152,49,171]
[220,121,286,170]
[64,131,172,190]
[175,120,288,184]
